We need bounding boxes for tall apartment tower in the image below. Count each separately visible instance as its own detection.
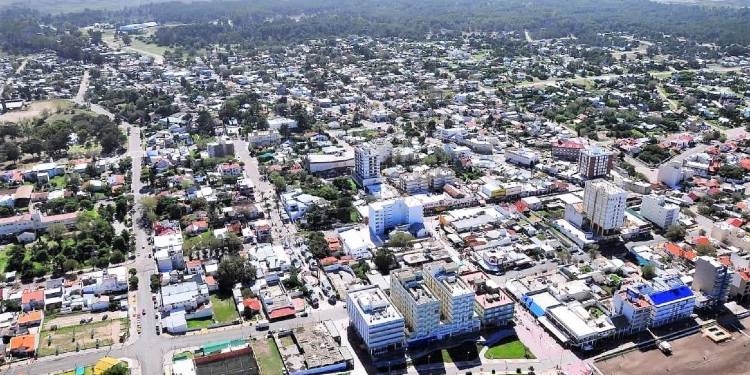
[354,144,382,187]
[583,179,627,235]
[692,256,733,307]
[578,147,613,179]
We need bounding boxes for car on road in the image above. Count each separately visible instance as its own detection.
[142,309,146,316]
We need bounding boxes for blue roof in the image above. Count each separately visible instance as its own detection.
[648,285,693,306]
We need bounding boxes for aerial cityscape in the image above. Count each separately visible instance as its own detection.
[0,0,750,374]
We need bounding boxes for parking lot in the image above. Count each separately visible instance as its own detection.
[597,324,750,375]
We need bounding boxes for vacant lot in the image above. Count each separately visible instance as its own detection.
[0,99,72,123]
[37,318,127,357]
[211,294,239,323]
[597,329,750,375]
[251,338,284,375]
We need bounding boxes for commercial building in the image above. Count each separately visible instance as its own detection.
[354,143,382,188]
[368,197,424,236]
[692,256,733,307]
[583,179,627,236]
[460,270,515,326]
[640,194,680,229]
[545,303,615,349]
[347,286,406,357]
[305,151,355,175]
[578,147,613,179]
[505,148,539,167]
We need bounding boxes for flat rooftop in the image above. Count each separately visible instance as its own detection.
[350,286,403,326]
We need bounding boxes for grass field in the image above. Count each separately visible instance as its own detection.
[130,38,171,56]
[38,318,128,357]
[186,317,212,330]
[0,99,72,124]
[484,337,535,359]
[251,338,284,375]
[211,294,239,323]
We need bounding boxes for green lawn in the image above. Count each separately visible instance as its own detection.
[130,38,170,56]
[484,338,535,359]
[50,176,67,189]
[0,247,8,273]
[211,294,239,323]
[186,318,212,330]
[252,338,284,375]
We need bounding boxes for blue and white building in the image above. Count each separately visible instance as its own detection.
[613,275,696,333]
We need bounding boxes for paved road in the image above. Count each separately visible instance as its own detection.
[73,69,90,105]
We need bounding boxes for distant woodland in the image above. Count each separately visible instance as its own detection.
[2,0,750,58]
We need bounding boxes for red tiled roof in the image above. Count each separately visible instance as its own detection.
[18,310,43,326]
[243,298,262,311]
[320,257,338,266]
[727,218,744,228]
[718,255,732,267]
[21,290,43,305]
[9,334,36,352]
[694,236,711,246]
[665,243,696,262]
[268,306,295,320]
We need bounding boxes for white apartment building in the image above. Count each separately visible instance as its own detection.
[640,194,680,229]
[692,256,733,306]
[354,143,382,187]
[347,286,406,357]
[368,197,424,236]
[247,131,281,148]
[657,161,687,188]
[583,179,627,235]
[613,276,695,332]
[398,173,429,194]
[423,262,481,335]
[389,269,441,339]
[578,147,613,179]
[434,126,468,141]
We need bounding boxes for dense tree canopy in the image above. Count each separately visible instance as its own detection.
[4,1,750,58]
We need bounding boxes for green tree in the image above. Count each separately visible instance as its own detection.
[129,275,139,290]
[217,256,257,293]
[641,264,656,280]
[373,248,392,275]
[103,363,129,375]
[665,224,686,242]
[386,232,415,248]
